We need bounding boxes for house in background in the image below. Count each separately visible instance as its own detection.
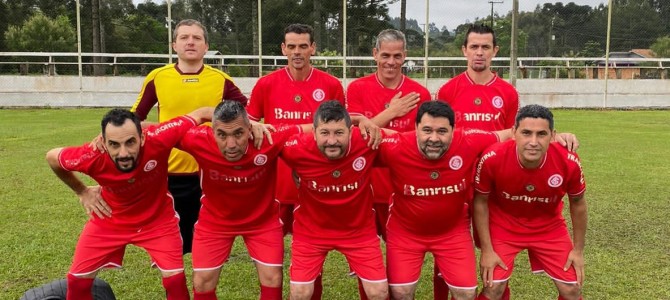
[587,49,663,79]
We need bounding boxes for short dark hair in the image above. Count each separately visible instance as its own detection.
[101,108,142,137]
[463,23,497,47]
[515,104,554,130]
[313,100,351,128]
[285,23,315,44]
[415,101,455,128]
[213,100,249,124]
[174,19,208,44]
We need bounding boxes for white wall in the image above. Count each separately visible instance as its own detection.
[1,76,668,108]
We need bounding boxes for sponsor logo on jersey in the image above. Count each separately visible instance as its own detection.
[403,178,466,196]
[144,160,157,172]
[307,179,361,193]
[492,96,504,108]
[449,156,463,170]
[474,150,496,184]
[312,89,326,102]
[148,119,184,136]
[208,168,267,183]
[502,191,553,203]
[274,108,312,121]
[254,154,268,166]
[548,174,563,187]
[284,139,298,147]
[389,118,411,129]
[461,112,501,122]
[352,157,366,171]
[182,78,199,83]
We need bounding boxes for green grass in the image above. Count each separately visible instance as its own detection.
[1,108,669,299]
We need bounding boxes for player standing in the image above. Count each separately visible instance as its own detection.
[46,107,213,300]
[378,101,511,300]
[281,101,387,300]
[473,104,587,300]
[130,19,248,255]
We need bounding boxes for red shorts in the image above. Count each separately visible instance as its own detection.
[192,222,284,270]
[290,237,387,284]
[491,233,577,284]
[69,216,183,276]
[386,216,477,289]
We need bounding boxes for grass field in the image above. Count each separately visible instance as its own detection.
[1,108,669,300]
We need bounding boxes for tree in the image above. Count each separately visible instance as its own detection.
[4,12,76,52]
[650,36,670,57]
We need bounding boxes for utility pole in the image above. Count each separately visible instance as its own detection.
[488,0,503,28]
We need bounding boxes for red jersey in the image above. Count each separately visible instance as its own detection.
[247,67,345,204]
[437,72,519,131]
[178,125,302,232]
[57,116,198,229]
[347,74,432,204]
[281,127,378,243]
[379,129,499,236]
[474,140,586,241]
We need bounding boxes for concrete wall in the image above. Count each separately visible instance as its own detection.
[1,76,668,108]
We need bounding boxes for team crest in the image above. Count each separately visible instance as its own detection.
[128,178,136,184]
[254,154,268,166]
[352,157,366,171]
[294,94,302,103]
[492,96,504,108]
[144,160,157,172]
[526,184,535,192]
[430,171,440,180]
[548,174,563,187]
[312,89,326,102]
[332,170,341,178]
[449,156,463,170]
[474,98,482,105]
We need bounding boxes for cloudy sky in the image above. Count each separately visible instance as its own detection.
[387,0,607,30]
[133,0,607,31]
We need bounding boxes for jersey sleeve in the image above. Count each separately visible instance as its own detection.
[376,132,401,167]
[145,116,198,149]
[474,147,498,194]
[279,134,303,167]
[57,144,101,175]
[223,78,248,106]
[504,88,520,129]
[565,151,586,198]
[130,70,159,120]
[247,78,265,121]
[464,129,500,155]
[271,125,303,147]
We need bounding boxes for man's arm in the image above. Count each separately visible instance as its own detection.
[45,148,111,218]
[493,128,513,142]
[565,195,587,286]
[369,92,421,128]
[223,80,249,106]
[473,192,508,287]
[350,115,383,149]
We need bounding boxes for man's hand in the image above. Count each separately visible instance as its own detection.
[89,134,105,153]
[387,91,421,118]
[357,118,382,149]
[554,132,580,152]
[480,250,508,288]
[77,186,112,219]
[563,249,585,287]
[250,121,276,149]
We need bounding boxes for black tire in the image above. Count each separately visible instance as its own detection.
[20,278,115,300]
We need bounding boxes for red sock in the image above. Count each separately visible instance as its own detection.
[66,273,94,300]
[260,285,282,300]
[357,277,368,300]
[477,293,491,300]
[194,289,217,300]
[162,272,190,300]
[501,284,511,300]
[433,264,450,300]
[310,274,323,300]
